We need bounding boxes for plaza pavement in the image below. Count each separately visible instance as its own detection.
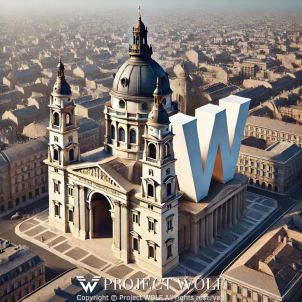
[15,192,277,299]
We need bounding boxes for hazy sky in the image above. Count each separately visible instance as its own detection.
[1,0,302,14]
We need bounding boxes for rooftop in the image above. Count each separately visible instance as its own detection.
[246,115,302,136]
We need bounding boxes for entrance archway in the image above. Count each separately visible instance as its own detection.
[90,193,113,238]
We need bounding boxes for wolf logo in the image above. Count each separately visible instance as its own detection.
[76,275,101,293]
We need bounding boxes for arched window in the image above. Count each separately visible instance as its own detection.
[147,184,154,197]
[141,103,148,111]
[66,113,72,126]
[119,127,125,142]
[164,143,170,158]
[148,143,156,159]
[53,112,60,127]
[119,100,126,109]
[130,129,136,144]
[69,149,74,161]
[167,183,172,196]
[54,149,59,161]
[162,98,167,105]
[111,125,115,140]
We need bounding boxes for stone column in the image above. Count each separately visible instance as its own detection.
[200,218,206,247]
[79,186,87,239]
[208,213,214,244]
[228,199,233,228]
[120,203,129,262]
[232,196,237,225]
[191,221,200,254]
[113,200,121,250]
[89,205,93,239]
[73,185,80,232]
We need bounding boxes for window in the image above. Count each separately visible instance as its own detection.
[111,125,115,140]
[54,149,59,161]
[148,204,153,210]
[141,103,148,111]
[69,149,74,161]
[119,128,125,142]
[148,219,155,232]
[119,99,126,109]
[68,187,73,196]
[68,136,73,143]
[166,168,170,176]
[132,212,140,224]
[16,198,20,205]
[53,112,60,126]
[35,189,39,196]
[237,287,241,294]
[148,246,154,259]
[149,169,154,176]
[29,192,33,199]
[130,129,136,144]
[164,143,170,158]
[167,244,172,259]
[167,183,172,196]
[54,181,60,194]
[147,184,154,197]
[54,136,59,142]
[66,113,72,126]
[148,143,156,159]
[133,237,138,251]
[68,209,74,222]
[167,216,173,231]
[54,203,60,216]
[247,290,252,298]
[227,282,231,290]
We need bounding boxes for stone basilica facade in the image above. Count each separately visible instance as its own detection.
[46,13,247,276]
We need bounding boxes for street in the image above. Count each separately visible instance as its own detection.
[0,196,74,281]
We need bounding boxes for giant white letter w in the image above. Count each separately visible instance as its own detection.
[170,95,250,202]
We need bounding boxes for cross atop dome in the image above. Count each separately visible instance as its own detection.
[129,5,153,58]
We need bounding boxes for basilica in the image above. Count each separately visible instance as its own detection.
[46,12,247,276]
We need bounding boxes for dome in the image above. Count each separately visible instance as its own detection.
[53,58,71,96]
[147,102,170,127]
[111,57,172,100]
[53,77,71,96]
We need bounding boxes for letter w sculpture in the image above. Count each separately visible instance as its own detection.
[170,95,250,202]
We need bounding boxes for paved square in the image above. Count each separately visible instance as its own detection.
[65,247,89,260]
[34,231,56,242]
[54,242,72,253]
[81,255,106,269]
[48,236,67,247]
[25,225,46,236]
[106,264,133,278]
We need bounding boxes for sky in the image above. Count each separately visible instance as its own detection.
[1,0,302,14]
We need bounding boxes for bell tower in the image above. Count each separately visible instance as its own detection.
[48,57,80,167]
[47,57,79,233]
[131,79,179,276]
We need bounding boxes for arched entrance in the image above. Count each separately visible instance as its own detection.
[90,193,113,238]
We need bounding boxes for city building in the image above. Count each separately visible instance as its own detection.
[45,11,249,277]
[23,268,103,301]
[0,239,45,302]
[221,217,302,302]
[0,137,48,215]
[237,142,302,192]
[244,116,302,147]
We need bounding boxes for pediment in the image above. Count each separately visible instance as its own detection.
[70,163,127,192]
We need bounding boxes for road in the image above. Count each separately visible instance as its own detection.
[0,196,74,281]
[188,184,302,300]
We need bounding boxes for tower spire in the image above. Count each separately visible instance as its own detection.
[129,6,152,58]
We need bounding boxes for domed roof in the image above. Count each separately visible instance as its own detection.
[53,77,71,96]
[53,58,71,96]
[111,57,172,100]
[148,102,170,127]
